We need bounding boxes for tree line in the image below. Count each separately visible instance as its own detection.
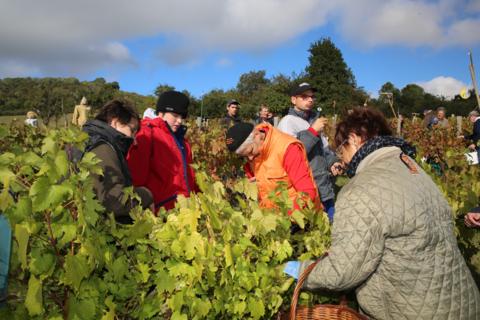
[0,38,478,121]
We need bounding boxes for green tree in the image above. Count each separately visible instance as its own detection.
[236,70,270,98]
[305,38,357,113]
[154,84,175,98]
[201,89,229,118]
[398,84,426,116]
[376,82,402,117]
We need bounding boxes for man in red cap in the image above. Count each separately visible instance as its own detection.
[127,91,198,211]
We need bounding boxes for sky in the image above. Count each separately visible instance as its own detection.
[1,0,480,100]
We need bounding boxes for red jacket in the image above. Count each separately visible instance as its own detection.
[127,118,197,211]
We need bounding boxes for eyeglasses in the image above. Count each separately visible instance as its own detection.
[335,139,348,158]
[298,94,315,100]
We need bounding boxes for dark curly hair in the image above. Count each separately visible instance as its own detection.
[334,107,392,149]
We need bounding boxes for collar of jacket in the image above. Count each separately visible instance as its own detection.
[225,114,241,122]
[287,107,317,123]
[83,120,134,158]
[346,135,416,178]
[146,117,187,140]
[82,119,134,186]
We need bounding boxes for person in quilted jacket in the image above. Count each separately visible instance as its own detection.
[285,107,480,319]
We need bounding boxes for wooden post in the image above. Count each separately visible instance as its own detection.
[396,116,402,137]
[457,116,463,136]
[469,51,480,109]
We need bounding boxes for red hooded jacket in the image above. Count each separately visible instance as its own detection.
[127,118,197,211]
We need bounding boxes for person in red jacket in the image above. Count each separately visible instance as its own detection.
[127,91,197,211]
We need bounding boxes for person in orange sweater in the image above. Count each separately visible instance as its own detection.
[226,122,321,212]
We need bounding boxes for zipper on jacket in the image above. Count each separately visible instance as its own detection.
[169,126,191,194]
[156,194,177,208]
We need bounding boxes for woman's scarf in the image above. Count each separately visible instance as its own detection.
[346,136,416,178]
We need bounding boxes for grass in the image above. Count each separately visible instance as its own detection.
[0,114,73,128]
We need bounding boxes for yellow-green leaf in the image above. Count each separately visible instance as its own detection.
[25,275,43,316]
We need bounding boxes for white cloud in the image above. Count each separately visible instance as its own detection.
[334,0,480,48]
[467,0,480,12]
[417,76,470,99]
[216,58,233,67]
[0,61,40,78]
[0,0,479,76]
[335,0,444,47]
[445,19,480,45]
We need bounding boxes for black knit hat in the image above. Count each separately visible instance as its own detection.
[156,91,190,118]
[226,122,254,152]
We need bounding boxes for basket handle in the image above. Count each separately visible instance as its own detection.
[289,252,340,320]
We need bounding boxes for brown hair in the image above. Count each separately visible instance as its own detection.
[95,99,139,125]
[334,107,392,148]
[259,104,269,112]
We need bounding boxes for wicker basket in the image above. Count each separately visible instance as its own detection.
[282,258,368,320]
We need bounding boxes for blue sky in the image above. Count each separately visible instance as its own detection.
[1,0,479,99]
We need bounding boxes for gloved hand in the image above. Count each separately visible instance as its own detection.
[283,261,300,279]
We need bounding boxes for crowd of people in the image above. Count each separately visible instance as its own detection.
[15,85,480,318]
[224,86,480,318]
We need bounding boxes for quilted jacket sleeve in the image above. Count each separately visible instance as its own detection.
[299,184,385,291]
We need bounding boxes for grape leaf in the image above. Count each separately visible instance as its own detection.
[25,275,43,316]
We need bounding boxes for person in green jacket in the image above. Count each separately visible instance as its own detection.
[284,107,480,319]
[82,100,154,224]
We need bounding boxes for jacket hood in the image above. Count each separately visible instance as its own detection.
[83,120,134,158]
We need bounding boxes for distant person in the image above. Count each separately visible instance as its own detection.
[82,100,154,224]
[422,109,435,129]
[72,96,91,127]
[255,105,274,125]
[142,107,158,119]
[463,110,480,159]
[277,83,342,221]
[464,207,480,228]
[24,111,38,127]
[226,122,321,211]
[283,107,480,319]
[434,107,449,128]
[127,91,198,211]
[221,99,241,128]
[267,111,274,124]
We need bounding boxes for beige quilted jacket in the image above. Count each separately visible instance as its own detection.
[300,146,480,319]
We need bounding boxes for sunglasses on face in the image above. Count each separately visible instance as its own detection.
[298,94,315,100]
